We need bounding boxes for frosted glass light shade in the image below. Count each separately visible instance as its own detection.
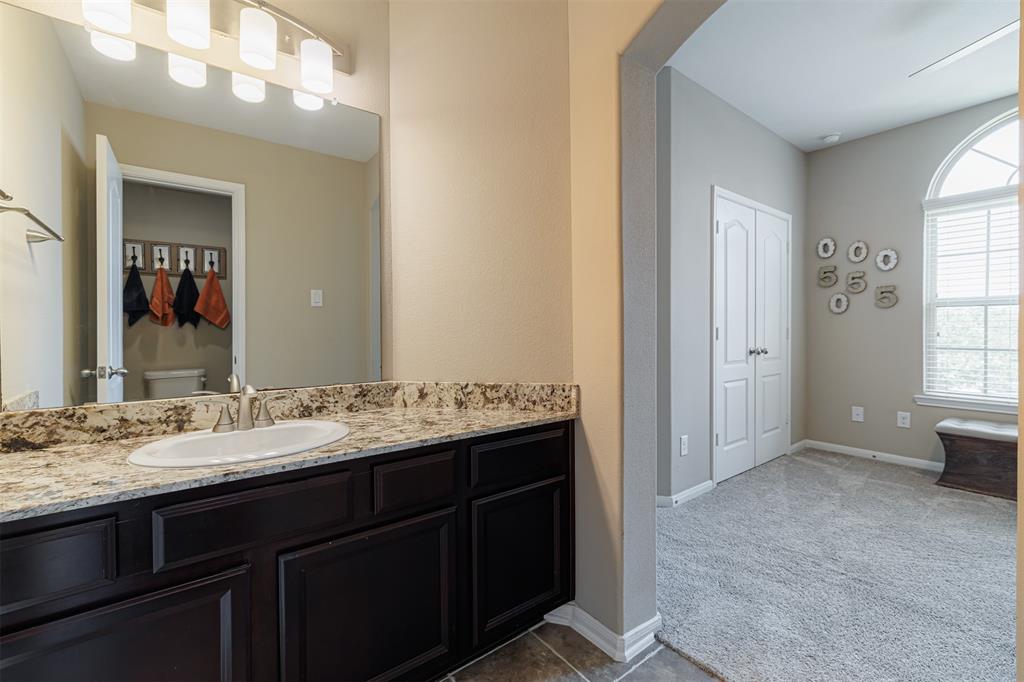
[300,39,333,94]
[232,72,265,103]
[90,30,136,61]
[239,7,276,70]
[292,90,323,111]
[168,53,206,88]
[82,0,131,34]
[166,0,209,49]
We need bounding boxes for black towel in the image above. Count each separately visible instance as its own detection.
[123,262,149,326]
[173,267,201,327]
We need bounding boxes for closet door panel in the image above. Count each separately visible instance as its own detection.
[754,209,789,466]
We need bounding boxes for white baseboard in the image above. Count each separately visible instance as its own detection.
[544,603,662,662]
[656,480,715,507]
[792,439,944,472]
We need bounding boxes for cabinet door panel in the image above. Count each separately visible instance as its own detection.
[471,478,567,647]
[279,508,456,681]
[0,566,249,682]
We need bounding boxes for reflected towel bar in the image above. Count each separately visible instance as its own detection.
[0,205,65,243]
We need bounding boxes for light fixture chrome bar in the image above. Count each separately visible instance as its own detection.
[236,0,344,57]
[0,206,65,243]
[909,19,1020,78]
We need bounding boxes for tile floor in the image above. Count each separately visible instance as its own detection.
[445,623,717,681]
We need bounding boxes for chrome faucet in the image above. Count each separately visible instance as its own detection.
[237,384,258,431]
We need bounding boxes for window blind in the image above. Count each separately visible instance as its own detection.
[923,191,1019,404]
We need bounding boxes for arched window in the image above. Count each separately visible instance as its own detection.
[919,109,1019,412]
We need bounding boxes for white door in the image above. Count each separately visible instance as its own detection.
[713,189,791,482]
[713,196,757,482]
[754,210,789,465]
[96,135,126,403]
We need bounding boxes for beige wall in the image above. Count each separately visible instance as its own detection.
[0,4,86,409]
[388,1,573,382]
[86,103,376,392]
[806,96,1017,463]
[121,183,233,400]
[656,67,808,497]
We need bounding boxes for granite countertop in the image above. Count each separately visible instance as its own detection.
[0,406,576,522]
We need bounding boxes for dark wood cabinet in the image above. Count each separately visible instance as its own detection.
[0,566,249,682]
[279,508,456,681]
[0,421,574,681]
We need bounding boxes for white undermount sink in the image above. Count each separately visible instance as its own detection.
[128,420,350,468]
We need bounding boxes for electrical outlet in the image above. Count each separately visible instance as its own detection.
[310,289,323,308]
[897,411,911,429]
[851,406,864,423]
[679,435,688,457]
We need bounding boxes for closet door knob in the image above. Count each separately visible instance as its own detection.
[80,368,96,378]
[109,366,129,377]
[759,347,769,355]
[748,347,758,356]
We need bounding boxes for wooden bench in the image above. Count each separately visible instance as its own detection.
[935,418,1017,500]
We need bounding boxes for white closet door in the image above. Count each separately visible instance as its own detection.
[754,209,789,465]
[96,134,125,403]
[713,196,756,482]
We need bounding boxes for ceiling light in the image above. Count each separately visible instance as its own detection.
[300,39,333,94]
[168,53,206,88]
[166,0,210,50]
[82,0,132,34]
[821,133,842,145]
[292,90,324,111]
[89,30,136,61]
[232,72,265,103]
[239,7,277,70]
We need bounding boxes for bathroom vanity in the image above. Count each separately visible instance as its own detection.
[0,389,576,682]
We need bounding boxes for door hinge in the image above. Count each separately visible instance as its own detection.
[715,433,719,446]
[715,220,720,234]
[786,327,789,340]
[715,326,719,341]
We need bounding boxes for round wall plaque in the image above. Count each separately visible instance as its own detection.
[817,237,836,259]
[847,241,868,263]
[829,292,850,314]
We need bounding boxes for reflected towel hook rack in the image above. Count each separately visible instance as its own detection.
[0,190,64,243]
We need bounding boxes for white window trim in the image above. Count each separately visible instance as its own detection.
[913,393,1018,416]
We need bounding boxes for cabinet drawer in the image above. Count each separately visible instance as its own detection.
[153,471,352,572]
[1,518,116,616]
[470,428,569,490]
[373,450,456,515]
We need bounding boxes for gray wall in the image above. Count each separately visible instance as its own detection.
[657,67,807,497]
[805,96,1017,463]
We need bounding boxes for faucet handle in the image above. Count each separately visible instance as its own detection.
[253,395,285,429]
[227,373,241,393]
[197,399,235,433]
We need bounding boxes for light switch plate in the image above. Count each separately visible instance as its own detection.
[679,435,688,457]
[851,406,864,423]
[897,411,911,429]
[310,289,323,308]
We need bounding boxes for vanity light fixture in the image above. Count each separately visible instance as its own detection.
[89,30,136,61]
[166,0,210,50]
[168,53,207,88]
[82,0,131,34]
[232,72,265,103]
[300,39,333,94]
[292,90,323,111]
[239,7,277,70]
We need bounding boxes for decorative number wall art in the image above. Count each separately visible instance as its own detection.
[818,265,838,287]
[846,271,866,294]
[829,292,850,314]
[876,248,899,271]
[847,241,868,263]
[875,285,898,309]
[817,237,836,259]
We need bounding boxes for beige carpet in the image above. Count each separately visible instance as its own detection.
[656,448,1016,682]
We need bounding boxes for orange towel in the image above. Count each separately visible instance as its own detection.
[149,267,175,326]
[195,267,231,329]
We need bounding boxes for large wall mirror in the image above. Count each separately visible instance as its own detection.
[0,1,382,410]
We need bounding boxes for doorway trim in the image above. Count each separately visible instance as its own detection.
[120,164,246,384]
[710,185,792,483]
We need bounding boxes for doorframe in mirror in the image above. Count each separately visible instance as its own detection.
[120,164,247,386]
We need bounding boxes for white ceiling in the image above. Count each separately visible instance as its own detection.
[666,0,1019,151]
[53,18,379,162]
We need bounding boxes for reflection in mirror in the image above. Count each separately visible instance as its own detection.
[0,2,381,410]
